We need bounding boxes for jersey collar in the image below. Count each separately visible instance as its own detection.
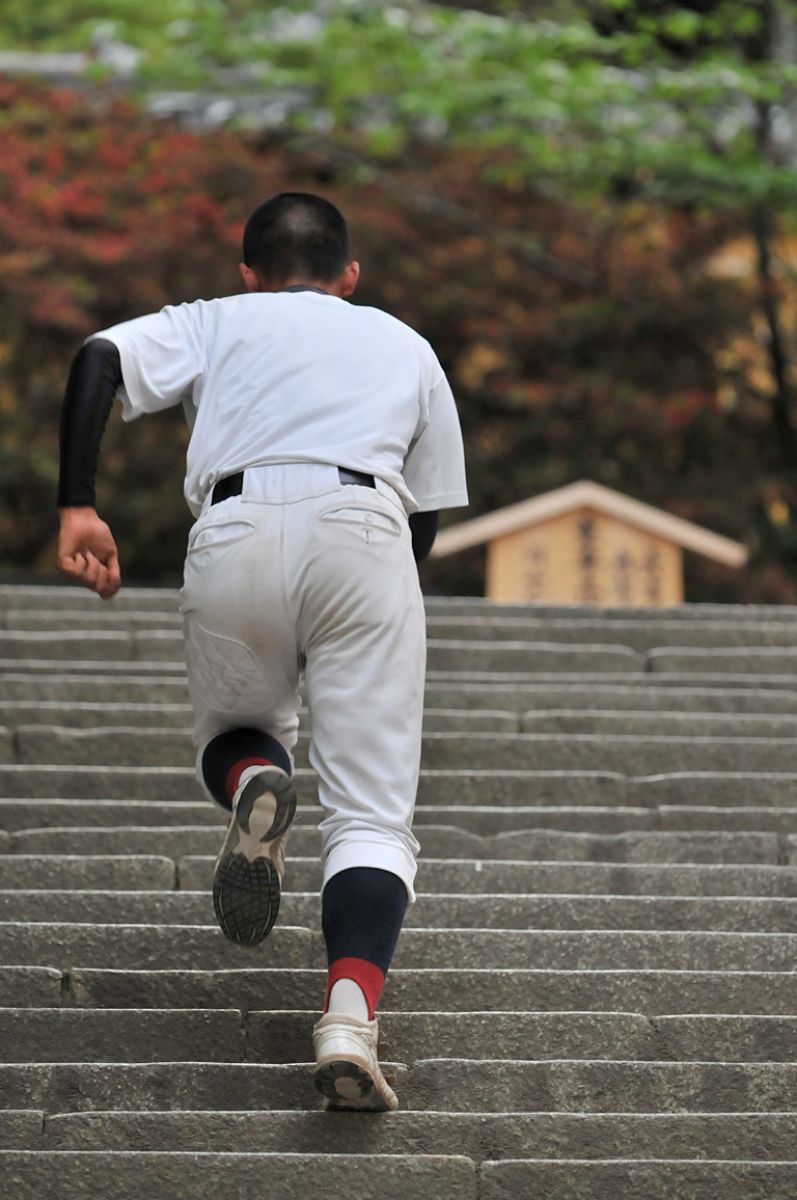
[280,284,330,295]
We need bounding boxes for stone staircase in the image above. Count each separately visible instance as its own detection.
[1,583,797,1198]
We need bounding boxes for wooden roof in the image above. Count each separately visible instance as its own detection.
[431,480,748,568]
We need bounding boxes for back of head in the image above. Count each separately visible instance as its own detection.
[242,193,350,286]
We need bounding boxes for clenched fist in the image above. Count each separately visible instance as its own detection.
[57,507,121,600]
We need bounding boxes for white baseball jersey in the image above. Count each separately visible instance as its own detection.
[91,290,468,518]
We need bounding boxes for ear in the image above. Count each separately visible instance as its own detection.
[239,262,261,292]
[338,260,360,298]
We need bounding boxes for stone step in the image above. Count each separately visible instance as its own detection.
[18,726,797,776]
[3,823,785,862]
[63,966,797,1014]
[3,1008,796,1065]
[425,617,797,651]
[6,799,797,837]
[0,922,314,970]
[8,659,797,696]
[4,923,795,973]
[5,854,794,896]
[2,1060,797,1113]
[3,585,793,621]
[7,765,797,811]
[2,610,183,631]
[650,647,797,675]
[0,1150,476,1200]
[479,1160,797,1199]
[0,658,186,675]
[0,632,650,673]
[12,702,797,742]
[7,672,797,714]
[10,607,797,652]
[0,702,519,734]
[0,586,182,612]
[0,855,176,891]
[26,1110,797,1162]
[0,800,661,836]
[4,889,797,933]
[521,710,797,738]
[0,764,634,805]
[203,827,786,868]
[0,968,62,1006]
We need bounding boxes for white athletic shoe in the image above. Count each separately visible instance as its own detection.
[212,765,296,946]
[312,1012,399,1111]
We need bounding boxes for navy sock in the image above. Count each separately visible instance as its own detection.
[201,726,292,810]
[322,867,408,1017]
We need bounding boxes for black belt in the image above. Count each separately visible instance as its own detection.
[211,467,376,506]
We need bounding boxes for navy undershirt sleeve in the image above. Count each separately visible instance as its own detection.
[57,338,122,508]
[408,509,438,562]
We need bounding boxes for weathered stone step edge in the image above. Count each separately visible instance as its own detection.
[17,726,797,776]
[0,703,522,734]
[9,658,797,692]
[6,673,797,713]
[5,824,791,861]
[2,1109,791,1161]
[2,1008,797,1065]
[477,1159,797,1199]
[0,1151,477,1200]
[60,960,797,1017]
[9,964,797,1015]
[5,856,797,897]
[3,1060,797,1114]
[4,890,794,932]
[7,765,797,810]
[4,923,796,972]
[12,636,797,677]
[3,583,794,618]
[11,609,797,652]
[14,704,797,741]
[8,804,797,836]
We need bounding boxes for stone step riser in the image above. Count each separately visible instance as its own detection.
[3,890,794,932]
[1,1009,795,1065]
[10,1111,794,1163]
[0,634,648,673]
[8,637,797,677]
[7,765,797,811]
[15,727,797,774]
[6,675,797,714]
[3,825,786,862]
[0,1151,476,1200]
[0,704,521,734]
[1,586,793,619]
[3,924,795,973]
[13,704,797,741]
[10,610,797,652]
[7,801,797,836]
[4,855,795,896]
[478,1160,797,1199]
[3,1061,797,1114]
[10,966,797,1015]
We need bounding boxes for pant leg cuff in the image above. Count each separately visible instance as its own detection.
[322,841,417,905]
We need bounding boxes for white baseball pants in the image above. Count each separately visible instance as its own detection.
[180,463,425,902]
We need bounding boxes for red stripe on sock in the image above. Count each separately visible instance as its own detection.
[324,956,386,1020]
[225,756,274,803]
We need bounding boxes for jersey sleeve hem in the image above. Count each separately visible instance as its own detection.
[86,331,141,423]
[411,490,469,513]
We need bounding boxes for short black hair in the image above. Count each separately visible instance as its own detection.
[242,192,350,284]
